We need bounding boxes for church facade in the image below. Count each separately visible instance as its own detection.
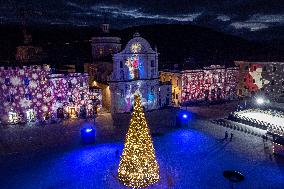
[109,33,171,113]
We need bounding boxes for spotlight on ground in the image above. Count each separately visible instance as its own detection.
[182,114,188,119]
[85,128,93,133]
[176,111,192,127]
[81,126,96,144]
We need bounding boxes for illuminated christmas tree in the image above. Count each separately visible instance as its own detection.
[118,95,160,188]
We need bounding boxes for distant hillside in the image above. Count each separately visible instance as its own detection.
[0,24,283,69]
[117,24,284,69]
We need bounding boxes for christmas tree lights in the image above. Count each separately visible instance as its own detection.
[118,95,160,188]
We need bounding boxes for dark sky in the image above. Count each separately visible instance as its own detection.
[0,0,283,39]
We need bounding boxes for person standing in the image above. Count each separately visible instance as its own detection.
[93,106,98,125]
[225,131,228,140]
[230,133,233,141]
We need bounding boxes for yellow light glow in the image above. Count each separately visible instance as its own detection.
[118,95,160,188]
[68,107,77,118]
[131,43,142,53]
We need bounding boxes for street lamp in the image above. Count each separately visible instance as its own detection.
[256,97,265,105]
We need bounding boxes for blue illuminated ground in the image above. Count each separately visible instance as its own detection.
[1,120,284,189]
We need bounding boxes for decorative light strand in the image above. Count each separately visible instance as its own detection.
[118,95,160,188]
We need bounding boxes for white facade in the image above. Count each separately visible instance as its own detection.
[109,33,169,113]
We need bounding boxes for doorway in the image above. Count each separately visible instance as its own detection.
[69,107,77,118]
[8,112,18,124]
[57,108,64,119]
[26,109,36,122]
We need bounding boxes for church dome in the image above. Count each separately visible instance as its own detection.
[122,33,156,54]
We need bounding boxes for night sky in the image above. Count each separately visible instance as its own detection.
[0,0,283,39]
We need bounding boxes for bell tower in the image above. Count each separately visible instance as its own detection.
[101,23,110,33]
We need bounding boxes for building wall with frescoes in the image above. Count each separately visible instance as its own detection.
[160,65,238,104]
[181,65,239,102]
[0,65,101,124]
[235,61,284,98]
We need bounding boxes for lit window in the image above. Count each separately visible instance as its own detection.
[99,48,103,55]
[8,112,18,123]
[40,76,46,84]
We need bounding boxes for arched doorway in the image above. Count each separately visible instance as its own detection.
[57,108,64,119]
[211,89,216,100]
[217,88,222,100]
[68,107,77,118]
[26,109,36,122]
[204,90,209,101]
[79,105,87,118]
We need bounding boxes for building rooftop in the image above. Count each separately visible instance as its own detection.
[235,61,284,65]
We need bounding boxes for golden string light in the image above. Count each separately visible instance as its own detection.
[118,95,160,188]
